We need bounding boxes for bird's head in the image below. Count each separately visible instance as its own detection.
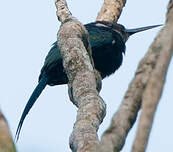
[95,21,162,42]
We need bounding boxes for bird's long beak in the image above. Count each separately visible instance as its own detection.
[125,24,163,36]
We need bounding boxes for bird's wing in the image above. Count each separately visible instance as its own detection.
[39,42,62,81]
[42,42,62,70]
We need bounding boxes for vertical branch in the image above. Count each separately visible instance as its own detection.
[55,0,106,152]
[132,1,173,152]
[0,111,16,152]
[96,0,126,22]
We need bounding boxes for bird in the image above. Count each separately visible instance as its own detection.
[15,21,161,141]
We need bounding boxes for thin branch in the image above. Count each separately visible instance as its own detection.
[132,1,173,151]
[55,0,106,152]
[0,111,16,152]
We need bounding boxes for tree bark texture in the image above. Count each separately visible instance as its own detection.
[96,0,126,22]
[55,0,106,152]
[132,1,173,152]
[0,111,16,152]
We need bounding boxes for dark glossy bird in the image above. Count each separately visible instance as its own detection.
[15,21,161,141]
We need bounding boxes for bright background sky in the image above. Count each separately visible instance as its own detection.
[0,0,172,151]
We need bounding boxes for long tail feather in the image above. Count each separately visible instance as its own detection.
[15,75,48,142]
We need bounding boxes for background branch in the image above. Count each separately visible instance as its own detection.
[0,111,16,152]
[100,1,172,152]
[132,1,173,151]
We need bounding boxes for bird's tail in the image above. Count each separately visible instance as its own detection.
[15,75,48,142]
